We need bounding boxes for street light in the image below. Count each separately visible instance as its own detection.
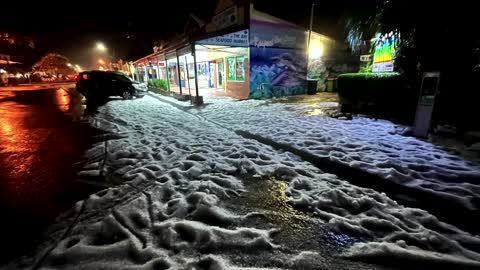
[96,42,107,52]
[67,63,72,67]
[309,43,323,59]
[98,59,105,65]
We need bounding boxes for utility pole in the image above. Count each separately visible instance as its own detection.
[307,0,315,67]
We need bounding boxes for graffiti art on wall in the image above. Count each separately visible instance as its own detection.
[249,47,307,99]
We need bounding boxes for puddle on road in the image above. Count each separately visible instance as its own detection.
[268,93,340,116]
[225,177,357,254]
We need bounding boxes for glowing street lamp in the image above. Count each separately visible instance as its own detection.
[308,43,324,60]
[98,59,105,65]
[96,42,107,52]
[67,63,72,67]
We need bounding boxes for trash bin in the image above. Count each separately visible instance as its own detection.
[326,77,336,92]
[307,79,318,95]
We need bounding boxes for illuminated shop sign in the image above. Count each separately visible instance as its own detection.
[372,32,396,72]
[197,30,249,47]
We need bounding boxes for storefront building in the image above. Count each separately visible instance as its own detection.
[133,0,335,100]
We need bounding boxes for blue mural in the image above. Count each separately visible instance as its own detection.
[249,47,307,99]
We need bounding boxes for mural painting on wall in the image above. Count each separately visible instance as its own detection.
[249,20,307,99]
[307,59,327,91]
[249,47,307,99]
[250,20,306,49]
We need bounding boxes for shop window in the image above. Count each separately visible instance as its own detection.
[187,63,195,79]
[227,57,236,81]
[236,56,245,81]
[227,56,245,81]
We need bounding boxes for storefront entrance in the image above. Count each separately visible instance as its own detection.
[195,59,225,95]
[194,44,249,99]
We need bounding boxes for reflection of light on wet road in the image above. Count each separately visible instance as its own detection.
[273,93,340,116]
[227,177,359,253]
[0,117,13,134]
[54,88,71,113]
[0,88,84,197]
[0,87,103,263]
[0,99,38,195]
[306,108,325,116]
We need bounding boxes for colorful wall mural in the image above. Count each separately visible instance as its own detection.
[249,47,306,99]
[249,13,307,99]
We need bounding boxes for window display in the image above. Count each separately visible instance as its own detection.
[227,56,245,81]
[235,56,245,81]
[227,57,236,81]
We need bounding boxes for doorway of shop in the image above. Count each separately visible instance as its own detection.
[194,45,249,99]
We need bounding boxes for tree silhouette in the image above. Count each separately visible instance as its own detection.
[33,53,75,75]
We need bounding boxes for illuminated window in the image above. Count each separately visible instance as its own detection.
[227,57,236,81]
[227,56,245,81]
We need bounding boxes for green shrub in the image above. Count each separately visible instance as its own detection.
[147,79,168,91]
[358,64,373,73]
[337,72,417,123]
[154,79,168,90]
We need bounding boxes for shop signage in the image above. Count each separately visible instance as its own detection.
[207,5,237,32]
[360,55,371,62]
[197,30,249,47]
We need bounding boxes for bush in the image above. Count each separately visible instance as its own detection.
[337,72,418,123]
[148,79,168,91]
[154,79,168,90]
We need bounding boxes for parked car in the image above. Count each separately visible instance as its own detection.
[42,74,57,82]
[75,71,148,100]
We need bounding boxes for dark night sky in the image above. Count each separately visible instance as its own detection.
[1,0,356,68]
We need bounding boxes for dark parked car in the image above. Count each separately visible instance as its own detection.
[75,71,148,100]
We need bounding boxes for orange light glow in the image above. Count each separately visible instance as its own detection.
[55,88,71,113]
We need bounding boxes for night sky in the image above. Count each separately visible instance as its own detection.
[1,0,357,69]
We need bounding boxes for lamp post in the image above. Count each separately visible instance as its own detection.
[307,0,315,66]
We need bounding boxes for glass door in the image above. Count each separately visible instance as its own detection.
[208,62,215,88]
[217,60,224,88]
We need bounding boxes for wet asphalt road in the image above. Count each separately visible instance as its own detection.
[0,86,103,263]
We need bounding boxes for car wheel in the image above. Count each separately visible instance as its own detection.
[122,90,133,100]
